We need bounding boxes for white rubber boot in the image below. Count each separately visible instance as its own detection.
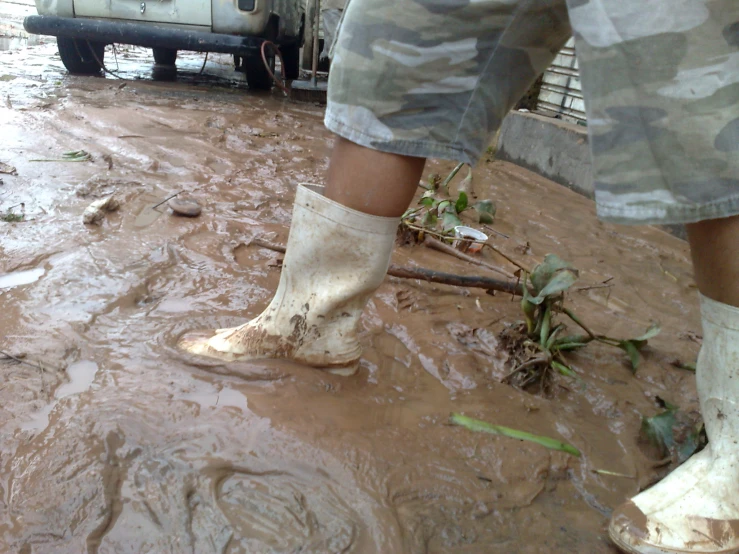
[609,294,739,554]
[178,184,399,375]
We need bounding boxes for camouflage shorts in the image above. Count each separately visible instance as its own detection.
[324,0,739,225]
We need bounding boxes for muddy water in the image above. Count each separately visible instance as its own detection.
[0,41,702,553]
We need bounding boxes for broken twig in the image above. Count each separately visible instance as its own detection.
[423,236,515,279]
[0,350,46,372]
[152,190,183,210]
[250,237,524,296]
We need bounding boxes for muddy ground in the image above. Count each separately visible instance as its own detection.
[0,29,703,554]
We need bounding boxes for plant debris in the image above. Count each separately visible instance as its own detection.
[670,358,697,372]
[0,162,17,175]
[2,202,25,223]
[402,165,497,242]
[450,412,581,457]
[641,397,706,464]
[500,254,661,392]
[2,211,24,223]
[30,150,93,163]
[83,195,120,225]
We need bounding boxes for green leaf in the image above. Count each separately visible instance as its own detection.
[677,425,705,463]
[522,298,536,335]
[459,166,473,195]
[553,334,590,346]
[619,340,642,372]
[420,196,435,208]
[529,267,579,305]
[641,409,676,456]
[545,324,565,349]
[442,212,462,232]
[551,360,577,378]
[634,323,661,342]
[530,254,576,294]
[450,413,581,457]
[539,305,552,346]
[474,200,496,224]
[521,272,536,334]
[554,342,590,352]
[631,323,661,349]
[641,406,706,462]
[422,211,438,228]
[441,162,464,193]
[437,200,452,214]
[455,192,468,214]
[478,212,495,224]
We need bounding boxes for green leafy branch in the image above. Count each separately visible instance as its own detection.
[402,163,496,238]
[504,254,661,390]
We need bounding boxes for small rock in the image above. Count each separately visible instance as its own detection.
[169,197,201,217]
[0,162,17,176]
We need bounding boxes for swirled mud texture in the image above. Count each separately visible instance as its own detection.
[0,36,702,553]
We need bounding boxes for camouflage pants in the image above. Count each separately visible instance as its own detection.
[324,0,739,225]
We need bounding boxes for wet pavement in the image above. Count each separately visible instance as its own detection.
[0,20,704,554]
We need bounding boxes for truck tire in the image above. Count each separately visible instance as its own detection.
[280,42,300,80]
[57,37,105,75]
[153,48,177,66]
[244,50,274,91]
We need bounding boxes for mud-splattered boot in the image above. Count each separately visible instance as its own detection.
[609,294,739,554]
[178,184,399,375]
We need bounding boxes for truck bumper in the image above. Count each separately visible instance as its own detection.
[23,15,263,55]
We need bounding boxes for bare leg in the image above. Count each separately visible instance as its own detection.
[325,137,426,217]
[687,215,739,307]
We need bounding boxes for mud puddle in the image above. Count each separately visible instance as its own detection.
[0,38,703,553]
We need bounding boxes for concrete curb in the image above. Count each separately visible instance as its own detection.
[495,111,686,240]
[496,111,593,198]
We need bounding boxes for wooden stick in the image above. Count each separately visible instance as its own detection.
[423,236,516,279]
[483,242,530,273]
[0,350,46,372]
[387,265,522,295]
[575,283,615,292]
[152,190,183,210]
[252,237,286,253]
[250,237,524,296]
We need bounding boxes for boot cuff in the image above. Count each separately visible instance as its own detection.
[700,293,739,330]
[296,184,400,235]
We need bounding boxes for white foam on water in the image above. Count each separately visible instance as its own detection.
[0,267,45,289]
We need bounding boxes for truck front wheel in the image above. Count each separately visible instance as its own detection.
[244,50,274,91]
[57,37,105,75]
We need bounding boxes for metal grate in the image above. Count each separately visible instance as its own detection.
[536,38,587,124]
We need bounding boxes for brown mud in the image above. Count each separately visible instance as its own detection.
[0,40,702,553]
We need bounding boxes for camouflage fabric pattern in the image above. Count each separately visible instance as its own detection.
[325,0,739,225]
